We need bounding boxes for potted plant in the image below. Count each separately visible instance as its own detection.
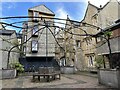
[10,62,24,76]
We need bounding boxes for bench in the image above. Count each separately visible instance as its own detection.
[32,67,61,82]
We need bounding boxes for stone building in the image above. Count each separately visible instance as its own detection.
[64,0,120,71]
[55,28,65,66]
[97,0,120,29]
[54,16,76,67]
[0,30,19,69]
[78,0,120,70]
[63,15,85,70]
[95,0,120,69]
[76,2,100,71]
[20,0,120,71]
[21,5,58,71]
[95,19,120,69]
[62,2,100,70]
[64,16,75,67]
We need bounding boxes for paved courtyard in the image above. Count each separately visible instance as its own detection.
[1,74,113,89]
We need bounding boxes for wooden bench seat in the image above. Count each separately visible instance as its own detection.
[32,67,61,82]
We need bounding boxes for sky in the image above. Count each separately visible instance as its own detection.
[1,0,120,32]
[1,2,86,21]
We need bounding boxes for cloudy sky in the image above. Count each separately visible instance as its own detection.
[1,0,120,31]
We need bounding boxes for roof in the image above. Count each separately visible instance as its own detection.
[28,4,55,16]
[16,33,22,38]
[81,0,120,22]
[81,2,99,22]
[0,30,15,35]
[94,20,120,37]
[96,0,120,14]
[88,1,99,9]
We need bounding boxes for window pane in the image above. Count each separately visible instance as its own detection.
[32,40,38,51]
[23,47,26,54]
[32,26,38,35]
[90,56,93,66]
[34,12,39,17]
[33,12,39,20]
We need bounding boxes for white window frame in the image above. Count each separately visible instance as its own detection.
[32,25,38,35]
[87,55,94,67]
[33,12,39,20]
[31,40,38,52]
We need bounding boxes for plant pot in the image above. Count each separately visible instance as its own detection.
[0,69,16,79]
[98,69,120,88]
[61,66,75,74]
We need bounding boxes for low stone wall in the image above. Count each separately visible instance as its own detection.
[61,66,75,74]
[98,69,120,88]
[0,69,16,79]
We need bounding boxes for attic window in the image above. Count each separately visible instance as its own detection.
[33,12,39,21]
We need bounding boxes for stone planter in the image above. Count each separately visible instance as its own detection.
[98,69,120,88]
[61,66,76,74]
[0,69,16,79]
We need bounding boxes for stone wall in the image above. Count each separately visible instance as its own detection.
[0,33,19,69]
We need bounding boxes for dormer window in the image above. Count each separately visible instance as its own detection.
[32,25,38,36]
[31,40,38,53]
[33,12,39,21]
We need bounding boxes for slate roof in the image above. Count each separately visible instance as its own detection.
[94,20,120,37]
[0,30,15,35]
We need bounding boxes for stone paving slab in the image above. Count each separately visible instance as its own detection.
[1,74,113,88]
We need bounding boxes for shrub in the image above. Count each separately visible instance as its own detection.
[95,56,104,69]
[10,62,24,73]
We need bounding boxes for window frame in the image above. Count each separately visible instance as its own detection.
[31,40,39,53]
[32,25,39,36]
[23,46,26,55]
[87,55,94,67]
[33,11,39,20]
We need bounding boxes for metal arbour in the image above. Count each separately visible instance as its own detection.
[0,16,102,68]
